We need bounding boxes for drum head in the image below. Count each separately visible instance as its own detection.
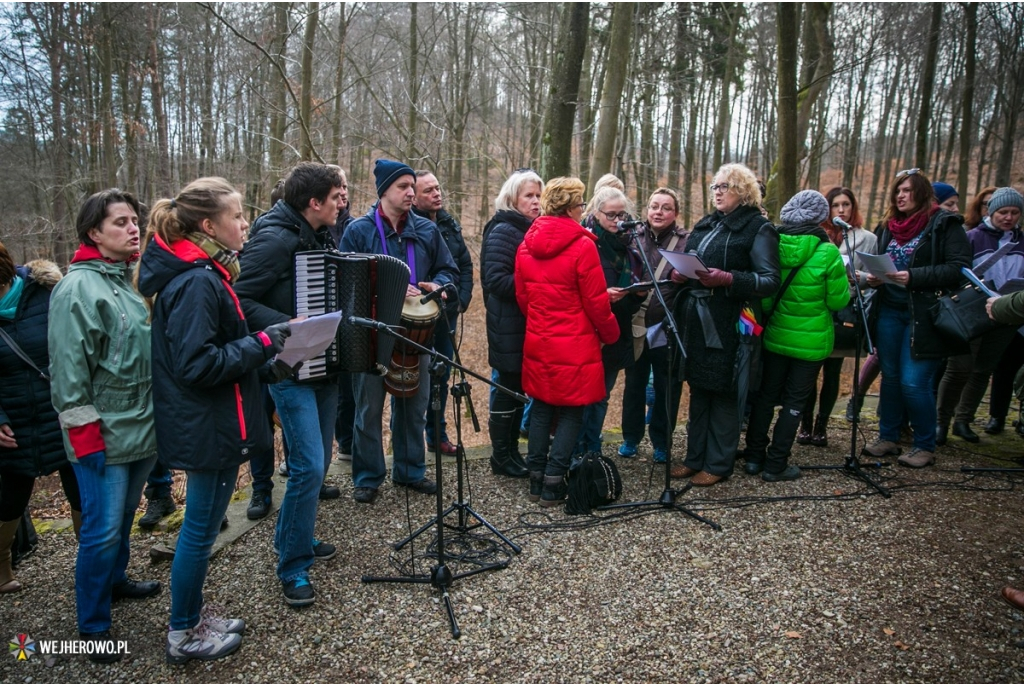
[402,295,440,322]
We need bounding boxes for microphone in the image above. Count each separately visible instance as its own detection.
[347,315,389,330]
[616,219,646,232]
[420,283,452,305]
[832,216,854,232]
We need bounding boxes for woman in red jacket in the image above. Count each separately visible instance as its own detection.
[515,177,618,506]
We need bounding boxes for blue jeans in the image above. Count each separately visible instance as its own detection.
[352,356,429,489]
[426,315,457,445]
[170,466,238,630]
[576,366,620,454]
[73,455,157,634]
[269,379,339,582]
[335,371,355,454]
[876,305,941,451]
[143,460,173,500]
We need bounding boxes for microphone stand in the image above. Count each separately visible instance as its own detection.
[597,222,720,531]
[359,316,525,638]
[800,223,891,498]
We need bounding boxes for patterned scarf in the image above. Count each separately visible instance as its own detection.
[186,233,240,282]
[887,204,936,246]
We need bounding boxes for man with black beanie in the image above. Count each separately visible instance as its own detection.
[340,159,459,504]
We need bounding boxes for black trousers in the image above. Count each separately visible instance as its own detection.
[991,332,1024,421]
[745,350,824,474]
[0,465,81,522]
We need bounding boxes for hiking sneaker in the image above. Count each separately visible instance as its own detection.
[200,604,245,634]
[312,539,336,561]
[246,490,271,521]
[282,576,315,607]
[138,496,176,530]
[166,624,242,664]
[861,438,900,458]
[653,448,668,464]
[897,448,935,469]
[618,441,638,458]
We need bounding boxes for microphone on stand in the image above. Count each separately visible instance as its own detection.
[616,219,646,232]
[347,316,390,330]
[420,283,454,305]
[832,216,855,232]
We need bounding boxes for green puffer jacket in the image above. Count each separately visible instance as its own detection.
[48,254,156,465]
[762,224,850,362]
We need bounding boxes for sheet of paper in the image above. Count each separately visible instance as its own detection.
[275,311,344,367]
[974,241,1018,277]
[658,249,708,280]
[854,251,903,287]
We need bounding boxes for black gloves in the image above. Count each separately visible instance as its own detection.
[261,322,291,355]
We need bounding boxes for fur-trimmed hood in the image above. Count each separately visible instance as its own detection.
[24,259,62,289]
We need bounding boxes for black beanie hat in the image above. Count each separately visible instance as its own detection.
[374,159,416,198]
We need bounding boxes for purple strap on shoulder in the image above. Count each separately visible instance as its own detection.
[375,207,417,285]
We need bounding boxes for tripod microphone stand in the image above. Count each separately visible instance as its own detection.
[596,221,720,531]
[801,220,891,498]
[358,315,527,637]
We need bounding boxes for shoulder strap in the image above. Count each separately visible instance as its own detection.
[653,232,683,281]
[0,326,49,382]
[763,237,828,329]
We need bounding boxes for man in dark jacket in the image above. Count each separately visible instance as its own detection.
[412,170,473,456]
[340,159,458,504]
[234,162,344,608]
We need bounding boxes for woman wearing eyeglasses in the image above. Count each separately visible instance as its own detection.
[964,186,997,231]
[861,169,971,468]
[574,186,643,455]
[671,163,780,487]
[618,188,689,464]
[515,177,618,505]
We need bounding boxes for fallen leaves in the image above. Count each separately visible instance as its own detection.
[785,631,803,639]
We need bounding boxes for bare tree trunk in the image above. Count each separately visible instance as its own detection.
[98,4,116,189]
[406,3,418,160]
[914,2,943,168]
[666,3,686,189]
[712,6,741,172]
[200,13,217,175]
[587,2,632,191]
[331,4,349,162]
[299,2,318,160]
[774,2,799,215]
[269,3,290,174]
[148,6,171,197]
[957,2,977,197]
[542,2,590,179]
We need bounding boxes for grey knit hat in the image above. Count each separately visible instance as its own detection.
[780,190,830,226]
[986,187,1024,215]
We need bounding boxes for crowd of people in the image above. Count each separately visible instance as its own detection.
[1,157,1023,662]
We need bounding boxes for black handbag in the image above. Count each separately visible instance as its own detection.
[930,283,1003,350]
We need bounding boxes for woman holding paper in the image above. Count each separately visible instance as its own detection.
[861,169,970,468]
[935,187,1024,443]
[138,177,290,663]
[671,163,780,487]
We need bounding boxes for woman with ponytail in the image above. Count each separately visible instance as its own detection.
[138,178,292,664]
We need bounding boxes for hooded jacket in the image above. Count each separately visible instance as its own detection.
[514,215,619,406]
[48,247,156,465]
[0,261,67,477]
[762,224,850,361]
[138,236,273,472]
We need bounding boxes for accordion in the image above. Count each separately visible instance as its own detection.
[293,251,409,380]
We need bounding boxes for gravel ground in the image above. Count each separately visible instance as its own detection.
[3,412,1024,683]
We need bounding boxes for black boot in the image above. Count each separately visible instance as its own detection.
[810,415,828,447]
[936,421,949,446]
[985,416,1005,435]
[489,412,528,478]
[845,395,863,422]
[952,420,980,443]
[528,471,544,502]
[539,474,567,507]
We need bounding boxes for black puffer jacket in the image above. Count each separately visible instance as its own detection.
[138,237,272,472]
[235,200,336,331]
[588,218,643,372]
[413,207,473,319]
[0,261,66,477]
[872,208,972,359]
[675,204,780,391]
[481,210,533,373]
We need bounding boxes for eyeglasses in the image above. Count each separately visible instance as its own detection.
[600,210,628,221]
[981,201,990,208]
[575,203,587,211]
[514,167,538,175]
[709,183,732,193]
[896,168,921,179]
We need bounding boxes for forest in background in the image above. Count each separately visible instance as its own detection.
[0,2,1022,264]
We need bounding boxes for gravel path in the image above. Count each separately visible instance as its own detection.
[3,417,1024,683]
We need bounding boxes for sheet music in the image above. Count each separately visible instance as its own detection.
[276,311,344,367]
[657,249,708,279]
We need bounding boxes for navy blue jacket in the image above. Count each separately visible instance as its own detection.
[481,210,532,373]
[138,238,272,472]
[235,200,336,331]
[340,204,458,291]
[411,207,473,319]
[0,262,66,477]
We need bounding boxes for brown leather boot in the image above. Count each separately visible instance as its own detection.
[0,518,24,593]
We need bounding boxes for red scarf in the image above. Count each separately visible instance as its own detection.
[887,204,937,246]
[70,243,140,265]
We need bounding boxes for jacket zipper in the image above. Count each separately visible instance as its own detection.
[234,383,247,441]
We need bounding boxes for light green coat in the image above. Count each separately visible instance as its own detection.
[48,259,156,465]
